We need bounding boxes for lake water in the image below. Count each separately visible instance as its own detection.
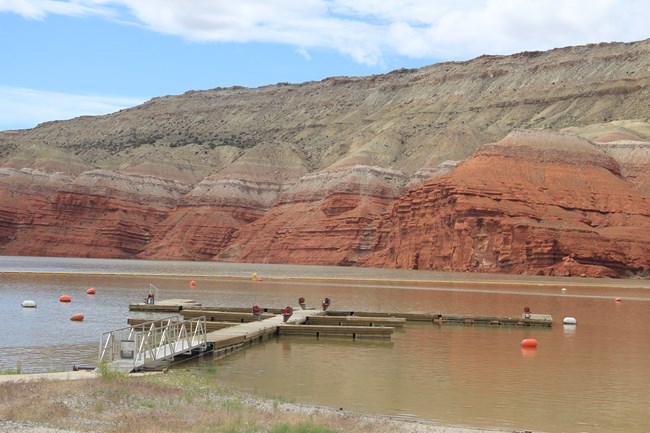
[1,256,649,433]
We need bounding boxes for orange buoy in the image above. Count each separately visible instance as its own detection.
[70,313,84,321]
[86,288,96,295]
[615,297,622,302]
[521,338,538,348]
[257,277,263,281]
[60,295,72,303]
[190,280,196,288]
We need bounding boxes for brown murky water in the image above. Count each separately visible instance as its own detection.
[1,256,649,433]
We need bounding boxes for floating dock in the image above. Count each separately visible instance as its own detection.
[129,302,553,328]
[278,324,394,338]
[127,318,237,332]
[125,306,398,363]
[204,308,340,358]
[129,299,202,312]
[119,301,552,370]
[325,311,552,327]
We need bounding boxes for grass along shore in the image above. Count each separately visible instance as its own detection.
[0,368,522,433]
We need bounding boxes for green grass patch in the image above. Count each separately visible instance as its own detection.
[270,422,338,433]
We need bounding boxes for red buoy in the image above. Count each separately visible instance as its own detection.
[615,297,622,302]
[60,295,72,303]
[521,338,538,348]
[70,313,84,321]
[190,280,196,288]
[86,288,96,295]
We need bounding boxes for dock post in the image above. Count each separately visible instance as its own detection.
[252,305,262,321]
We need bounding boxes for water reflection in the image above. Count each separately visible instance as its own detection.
[563,324,577,336]
[520,347,538,358]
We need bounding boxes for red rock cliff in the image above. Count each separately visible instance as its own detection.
[358,130,650,277]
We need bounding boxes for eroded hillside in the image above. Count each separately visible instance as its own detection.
[1,39,649,277]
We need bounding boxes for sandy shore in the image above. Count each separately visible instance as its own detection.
[0,370,99,384]
[0,371,534,433]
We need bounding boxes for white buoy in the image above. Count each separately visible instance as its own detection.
[563,317,577,325]
[561,288,567,294]
[21,300,37,308]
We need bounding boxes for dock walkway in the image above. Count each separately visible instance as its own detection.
[100,316,208,373]
[206,308,324,357]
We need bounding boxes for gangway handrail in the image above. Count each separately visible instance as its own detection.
[99,315,207,372]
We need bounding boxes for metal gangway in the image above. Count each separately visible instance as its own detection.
[99,316,208,373]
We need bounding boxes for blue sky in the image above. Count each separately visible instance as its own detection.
[1,0,648,131]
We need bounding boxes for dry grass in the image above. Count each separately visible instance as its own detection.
[0,370,412,433]
[0,369,509,433]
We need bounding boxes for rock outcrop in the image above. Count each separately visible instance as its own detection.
[359,130,650,277]
[0,39,649,278]
[0,168,185,258]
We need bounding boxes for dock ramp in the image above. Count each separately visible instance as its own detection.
[99,316,208,373]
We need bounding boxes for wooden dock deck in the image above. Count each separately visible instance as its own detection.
[278,324,394,338]
[129,299,202,312]
[127,317,237,332]
[181,309,277,322]
[205,308,326,357]
[305,315,405,327]
[327,311,552,327]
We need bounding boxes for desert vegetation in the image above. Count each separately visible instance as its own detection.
[0,368,484,433]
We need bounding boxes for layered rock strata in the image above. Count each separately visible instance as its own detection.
[0,39,649,277]
[359,130,650,277]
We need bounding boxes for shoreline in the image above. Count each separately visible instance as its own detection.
[0,371,534,433]
[2,268,648,290]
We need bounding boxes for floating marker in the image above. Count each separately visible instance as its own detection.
[190,280,196,288]
[521,338,538,348]
[563,317,577,325]
[561,288,567,294]
[615,297,622,302]
[70,313,84,321]
[86,288,96,295]
[21,300,37,308]
[60,295,72,303]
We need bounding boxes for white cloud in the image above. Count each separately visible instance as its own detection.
[0,0,113,19]
[0,86,146,130]
[1,0,648,64]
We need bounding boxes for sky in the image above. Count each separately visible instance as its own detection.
[0,0,648,131]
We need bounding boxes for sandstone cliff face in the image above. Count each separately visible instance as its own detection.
[217,165,409,265]
[359,130,650,277]
[0,40,649,277]
[0,168,185,258]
